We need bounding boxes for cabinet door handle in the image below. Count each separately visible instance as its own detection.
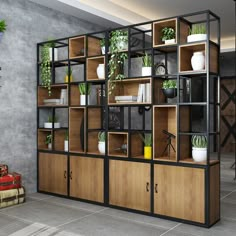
[64,171,67,179]
[70,171,72,180]
[155,183,158,193]
[146,182,149,192]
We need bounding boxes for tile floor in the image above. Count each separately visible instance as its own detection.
[0,154,235,236]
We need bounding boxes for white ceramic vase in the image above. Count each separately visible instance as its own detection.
[142,67,152,76]
[187,34,207,43]
[64,140,68,152]
[101,46,105,54]
[49,48,58,61]
[191,51,205,71]
[98,141,105,154]
[48,143,52,150]
[192,147,207,162]
[96,64,105,79]
[80,95,90,105]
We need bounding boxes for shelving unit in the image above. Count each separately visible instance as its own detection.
[37,10,220,228]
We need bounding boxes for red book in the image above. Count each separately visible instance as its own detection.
[0,172,21,191]
[0,164,8,177]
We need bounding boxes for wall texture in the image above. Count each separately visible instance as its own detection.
[0,0,103,193]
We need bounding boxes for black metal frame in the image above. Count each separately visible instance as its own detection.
[36,10,221,228]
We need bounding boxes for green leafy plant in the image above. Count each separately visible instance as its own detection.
[78,83,91,95]
[142,53,152,67]
[191,135,207,148]
[46,37,56,48]
[139,133,152,147]
[189,24,206,35]
[100,38,105,47]
[162,80,177,89]
[40,44,52,95]
[0,20,7,32]
[108,30,128,94]
[65,130,69,141]
[98,131,105,142]
[161,27,175,41]
[48,115,58,123]
[65,67,73,76]
[45,134,52,145]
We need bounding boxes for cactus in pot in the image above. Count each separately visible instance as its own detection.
[191,135,207,162]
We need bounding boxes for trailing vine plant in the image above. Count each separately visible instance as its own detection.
[108,30,128,94]
[40,44,52,96]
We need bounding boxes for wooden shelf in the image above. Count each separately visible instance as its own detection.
[69,36,85,59]
[179,158,219,165]
[38,129,52,150]
[88,107,102,129]
[87,56,105,81]
[54,129,67,152]
[87,131,103,155]
[108,132,128,157]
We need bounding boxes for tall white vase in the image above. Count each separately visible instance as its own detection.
[49,48,58,61]
[191,51,205,71]
[96,64,105,79]
[80,95,90,105]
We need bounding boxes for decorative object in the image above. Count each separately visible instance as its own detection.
[139,133,152,159]
[162,80,177,98]
[108,30,128,94]
[40,44,52,96]
[96,64,105,79]
[161,130,176,158]
[64,67,73,83]
[64,130,68,152]
[0,20,7,43]
[161,27,175,44]
[142,53,152,76]
[98,131,105,154]
[97,88,105,105]
[155,62,167,75]
[100,38,105,54]
[47,38,58,61]
[187,24,207,43]
[45,134,52,150]
[78,83,91,105]
[191,135,207,162]
[191,51,205,70]
[44,116,60,128]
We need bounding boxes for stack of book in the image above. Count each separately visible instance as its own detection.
[115,96,138,103]
[137,83,151,103]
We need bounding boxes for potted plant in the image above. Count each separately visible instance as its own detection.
[187,24,206,43]
[64,67,73,83]
[161,27,175,44]
[64,130,69,152]
[78,83,91,105]
[108,30,128,94]
[162,80,177,98]
[44,115,60,128]
[45,134,52,150]
[139,133,152,159]
[0,20,7,42]
[100,38,105,54]
[98,131,105,154]
[47,38,58,61]
[191,135,207,162]
[142,53,152,76]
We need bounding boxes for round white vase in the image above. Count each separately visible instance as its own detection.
[192,147,207,162]
[191,51,205,71]
[142,67,152,76]
[98,141,105,154]
[96,64,105,79]
[48,143,52,150]
[101,46,105,54]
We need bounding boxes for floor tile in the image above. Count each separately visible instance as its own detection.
[220,179,236,192]
[220,190,231,198]
[221,191,236,204]
[221,201,236,220]
[59,212,167,236]
[27,192,54,201]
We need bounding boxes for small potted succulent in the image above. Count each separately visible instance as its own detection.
[139,133,152,159]
[64,130,69,152]
[187,23,206,43]
[44,115,60,128]
[78,83,91,105]
[191,135,207,162]
[142,53,152,76]
[98,131,105,154]
[0,20,7,42]
[100,38,105,54]
[46,134,52,150]
[162,80,177,98]
[64,67,73,83]
[161,27,175,44]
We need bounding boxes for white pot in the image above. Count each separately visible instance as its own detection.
[96,64,105,79]
[191,51,205,71]
[187,34,207,43]
[142,67,152,76]
[64,140,68,152]
[192,147,207,162]
[165,39,175,44]
[117,36,128,51]
[98,141,105,154]
[44,122,60,128]
[101,46,105,54]
[80,95,90,105]
[48,143,52,150]
[49,48,58,61]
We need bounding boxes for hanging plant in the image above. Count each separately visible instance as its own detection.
[40,44,52,96]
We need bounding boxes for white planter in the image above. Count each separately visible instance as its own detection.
[187,34,207,43]
[191,51,205,71]
[64,140,68,152]
[44,122,60,128]
[101,46,105,54]
[165,39,175,44]
[98,141,105,154]
[48,143,52,150]
[80,95,90,105]
[142,67,152,76]
[96,64,105,79]
[192,147,207,162]
[49,48,58,61]
[117,36,128,51]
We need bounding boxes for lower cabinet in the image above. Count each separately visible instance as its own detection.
[69,156,104,203]
[38,152,68,195]
[109,160,150,212]
[154,164,205,223]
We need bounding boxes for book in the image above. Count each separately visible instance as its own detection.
[145,83,151,103]
[137,84,143,102]
[115,96,137,101]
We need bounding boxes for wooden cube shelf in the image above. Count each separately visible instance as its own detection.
[69,108,85,153]
[179,42,218,74]
[87,56,105,81]
[70,84,80,106]
[108,78,152,105]
[38,129,52,150]
[69,36,85,59]
[153,18,177,47]
[87,37,102,57]
[153,78,166,104]
[88,108,102,129]
[130,133,143,158]
[108,132,128,157]
[38,84,68,106]
[54,129,67,152]
[87,131,104,155]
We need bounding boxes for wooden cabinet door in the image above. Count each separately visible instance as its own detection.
[154,164,205,223]
[109,160,150,212]
[38,153,67,195]
[70,156,104,203]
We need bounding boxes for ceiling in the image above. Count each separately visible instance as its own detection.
[30,0,235,51]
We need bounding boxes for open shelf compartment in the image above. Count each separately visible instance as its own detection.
[38,129,52,150]
[108,132,128,157]
[86,56,105,81]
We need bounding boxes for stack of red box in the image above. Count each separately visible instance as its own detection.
[0,164,25,208]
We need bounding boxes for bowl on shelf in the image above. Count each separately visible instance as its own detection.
[162,88,177,99]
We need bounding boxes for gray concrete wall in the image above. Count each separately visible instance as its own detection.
[0,0,103,193]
